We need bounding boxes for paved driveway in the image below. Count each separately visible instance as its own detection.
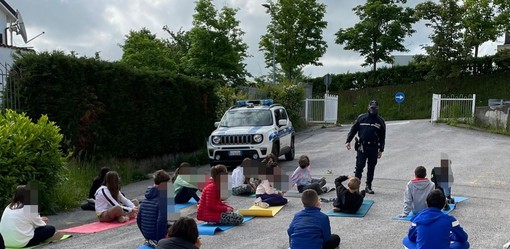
[45,120,510,248]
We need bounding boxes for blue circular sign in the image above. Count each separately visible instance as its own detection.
[395,91,405,103]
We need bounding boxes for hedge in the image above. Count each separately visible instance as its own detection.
[10,51,219,159]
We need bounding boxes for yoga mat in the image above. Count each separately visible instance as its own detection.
[136,244,155,249]
[238,205,285,217]
[6,234,72,249]
[174,198,198,210]
[327,199,374,218]
[198,216,254,236]
[392,196,469,221]
[59,218,137,234]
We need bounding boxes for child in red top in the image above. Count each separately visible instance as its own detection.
[196,164,243,225]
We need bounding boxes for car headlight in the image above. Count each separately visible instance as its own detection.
[253,134,263,143]
[212,136,221,144]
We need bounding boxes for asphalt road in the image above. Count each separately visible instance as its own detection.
[44,119,510,248]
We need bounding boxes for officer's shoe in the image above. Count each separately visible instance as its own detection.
[365,186,375,194]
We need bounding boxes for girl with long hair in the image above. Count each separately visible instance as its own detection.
[95,171,138,223]
[0,185,57,248]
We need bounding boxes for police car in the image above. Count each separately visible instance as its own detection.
[207,99,295,166]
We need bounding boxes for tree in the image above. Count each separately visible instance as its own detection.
[120,28,176,71]
[163,26,191,74]
[259,0,327,81]
[416,0,468,78]
[335,0,416,72]
[185,0,249,86]
[495,0,510,33]
[463,0,499,60]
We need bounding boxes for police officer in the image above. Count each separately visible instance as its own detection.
[345,100,386,194]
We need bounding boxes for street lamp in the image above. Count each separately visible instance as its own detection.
[262,3,276,84]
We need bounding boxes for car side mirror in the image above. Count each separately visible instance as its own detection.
[278,119,288,126]
[214,122,220,127]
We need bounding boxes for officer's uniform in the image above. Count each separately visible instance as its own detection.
[345,106,386,192]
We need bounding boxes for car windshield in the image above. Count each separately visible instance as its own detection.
[220,109,273,127]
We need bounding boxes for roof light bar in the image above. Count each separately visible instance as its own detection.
[236,99,274,107]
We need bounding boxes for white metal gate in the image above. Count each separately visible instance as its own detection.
[303,93,338,124]
[431,94,476,122]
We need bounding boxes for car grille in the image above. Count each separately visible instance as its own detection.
[220,135,253,145]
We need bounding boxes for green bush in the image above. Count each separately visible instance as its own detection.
[0,110,69,214]
[263,80,306,130]
[214,85,249,121]
[10,51,219,160]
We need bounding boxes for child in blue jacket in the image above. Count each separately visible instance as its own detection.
[403,189,469,249]
[288,189,340,249]
[137,170,171,246]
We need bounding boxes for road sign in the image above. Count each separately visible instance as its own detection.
[395,91,405,103]
[323,74,332,87]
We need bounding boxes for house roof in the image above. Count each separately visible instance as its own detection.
[0,0,17,22]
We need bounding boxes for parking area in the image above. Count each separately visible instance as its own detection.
[46,120,510,248]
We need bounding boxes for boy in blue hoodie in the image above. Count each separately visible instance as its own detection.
[288,189,340,249]
[137,170,171,246]
[403,189,469,249]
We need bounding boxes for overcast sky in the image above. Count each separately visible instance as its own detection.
[9,0,504,79]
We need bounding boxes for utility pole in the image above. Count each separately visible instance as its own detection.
[262,3,276,84]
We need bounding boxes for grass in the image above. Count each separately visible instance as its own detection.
[53,158,150,212]
[334,71,510,123]
[53,149,211,212]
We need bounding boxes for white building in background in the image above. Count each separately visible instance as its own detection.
[0,0,34,107]
[497,33,510,52]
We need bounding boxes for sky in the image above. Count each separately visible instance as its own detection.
[8,0,505,79]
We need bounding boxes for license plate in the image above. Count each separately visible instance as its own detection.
[229,150,241,156]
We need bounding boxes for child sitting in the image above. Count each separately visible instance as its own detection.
[156,217,201,249]
[255,154,288,208]
[197,164,243,225]
[0,185,58,248]
[399,166,435,217]
[137,170,171,246]
[81,167,110,211]
[172,162,201,204]
[332,175,365,214]
[95,171,138,223]
[431,157,455,209]
[231,158,256,196]
[403,189,470,249]
[288,189,340,249]
[290,155,328,194]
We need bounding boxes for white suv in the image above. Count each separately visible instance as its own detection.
[207,99,295,166]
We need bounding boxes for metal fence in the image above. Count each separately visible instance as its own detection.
[0,62,20,111]
[431,94,476,122]
[302,93,338,124]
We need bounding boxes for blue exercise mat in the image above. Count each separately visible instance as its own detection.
[198,216,254,236]
[174,199,198,210]
[393,196,469,221]
[326,199,374,217]
[136,244,154,249]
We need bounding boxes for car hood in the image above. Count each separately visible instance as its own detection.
[211,126,275,136]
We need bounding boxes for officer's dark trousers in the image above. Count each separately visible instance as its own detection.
[354,145,378,187]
